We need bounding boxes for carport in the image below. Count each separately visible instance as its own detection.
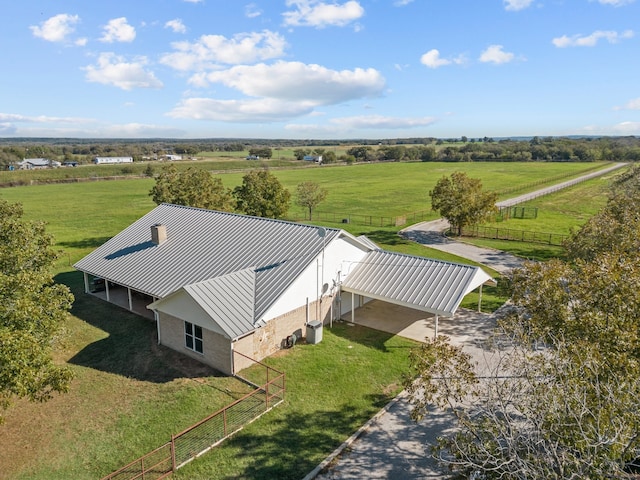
[339,250,496,340]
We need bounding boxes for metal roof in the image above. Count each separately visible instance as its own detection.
[340,250,495,317]
[74,204,342,322]
[148,268,259,339]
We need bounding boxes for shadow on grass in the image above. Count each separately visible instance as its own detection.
[327,321,399,352]
[57,270,225,383]
[361,229,408,246]
[58,236,113,250]
[181,393,405,480]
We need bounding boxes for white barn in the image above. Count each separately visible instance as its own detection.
[93,156,133,164]
[74,204,494,374]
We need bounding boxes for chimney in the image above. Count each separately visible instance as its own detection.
[151,224,167,245]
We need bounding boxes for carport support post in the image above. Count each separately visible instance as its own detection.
[478,285,483,313]
[434,314,439,339]
[351,292,355,324]
[82,272,89,293]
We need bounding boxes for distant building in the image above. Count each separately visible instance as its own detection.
[245,155,260,160]
[93,156,134,165]
[18,158,51,169]
[165,154,183,161]
[303,155,323,164]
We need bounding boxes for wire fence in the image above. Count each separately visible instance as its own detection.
[100,352,285,480]
[460,225,569,246]
[305,209,432,227]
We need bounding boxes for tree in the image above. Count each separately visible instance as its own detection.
[429,172,498,235]
[149,165,235,211]
[0,200,74,420]
[248,147,273,159]
[295,181,328,221]
[233,169,291,218]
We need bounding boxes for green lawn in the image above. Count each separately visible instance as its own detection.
[0,160,617,479]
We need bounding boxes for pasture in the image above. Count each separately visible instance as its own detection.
[0,161,618,479]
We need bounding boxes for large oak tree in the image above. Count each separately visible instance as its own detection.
[429,171,498,235]
[0,200,74,421]
[149,165,235,211]
[233,169,291,219]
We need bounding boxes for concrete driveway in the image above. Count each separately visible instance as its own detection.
[310,302,499,480]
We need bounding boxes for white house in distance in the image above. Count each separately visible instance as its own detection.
[74,204,494,374]
[93,156,134,164]
[18,158,51,169]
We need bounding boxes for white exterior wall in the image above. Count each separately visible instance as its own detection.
[260,235,369,323]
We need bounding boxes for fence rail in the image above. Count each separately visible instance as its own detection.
[101,353,285,480]
[460,225,569,246]
[306,209,431,227]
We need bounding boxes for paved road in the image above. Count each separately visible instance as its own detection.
[310,163,628,480]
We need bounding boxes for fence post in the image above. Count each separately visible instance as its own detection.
[171,435,177,472]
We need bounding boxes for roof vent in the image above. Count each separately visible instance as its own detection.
[151,224,167,245]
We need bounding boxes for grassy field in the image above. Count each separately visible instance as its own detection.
[0,161,618,479]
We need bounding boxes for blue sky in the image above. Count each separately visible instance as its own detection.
[1,0,639,139]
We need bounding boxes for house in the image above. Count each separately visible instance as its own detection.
[93,156,134,164]
[303,155,323,163]
[18,158,51,169]
[74,204,494,374]
[165,154,183,161]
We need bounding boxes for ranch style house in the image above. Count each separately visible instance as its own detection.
[74,203,494,374]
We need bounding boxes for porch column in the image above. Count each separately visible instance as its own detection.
[478,284,483,313]
[351,292,355,324]
[83,272,89,293]
[105,280,110,302]
[434,314,439,339]
[128,288,133,311]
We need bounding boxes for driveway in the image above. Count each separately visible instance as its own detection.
[311,304,500,480]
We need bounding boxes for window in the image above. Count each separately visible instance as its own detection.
[184,321,203,354]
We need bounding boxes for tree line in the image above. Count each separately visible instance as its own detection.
[2,136,640,168]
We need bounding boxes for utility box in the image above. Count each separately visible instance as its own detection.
[306,321,323,344]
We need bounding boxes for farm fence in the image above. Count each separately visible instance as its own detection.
[100,352,285,480]
[305,209,431,227]
[459,225,569,246]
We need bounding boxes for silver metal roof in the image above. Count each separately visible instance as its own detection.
[341,250,494,317]
[74,204,341,322]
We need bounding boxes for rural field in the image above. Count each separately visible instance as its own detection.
[0,160,622,479]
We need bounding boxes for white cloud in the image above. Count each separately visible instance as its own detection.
[165,19,187,34]
[169,61,385,123]
[552,29,634,47]
[595,0,635,6]
[160,30,287,71]
[611,121,640,132]
[84,53,163,90]
[504,0,534,11]
[394,0,414,6]
[479,45,515,64]
[420,49,451,68]
[197,61,385,105]
[30,13,80,42]
[283,0,364,28]
[330,115,436,129]
[100,17,136,43]
[183,0,203,3]
[168,97,316,122]
[245,3,262,18]
[614,97,640,110]
[0,112,91,123]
